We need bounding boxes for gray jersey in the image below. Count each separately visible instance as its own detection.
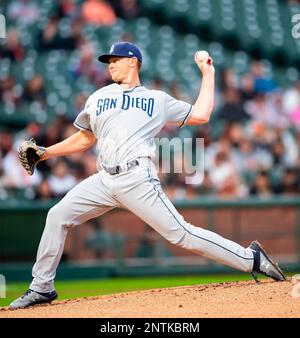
[74,83,192,169]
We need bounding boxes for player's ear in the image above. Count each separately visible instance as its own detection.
[130,57,138,68]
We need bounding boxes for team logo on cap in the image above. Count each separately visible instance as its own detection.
[128,51,133,55]
[110,45,115,53]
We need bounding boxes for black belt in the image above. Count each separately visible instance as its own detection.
[102,157,150,175]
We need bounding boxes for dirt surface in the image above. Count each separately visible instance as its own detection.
[1,279,299,318]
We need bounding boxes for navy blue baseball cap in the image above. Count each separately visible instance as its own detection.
[98,42,143,64]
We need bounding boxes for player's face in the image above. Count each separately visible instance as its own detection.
[108,56,137,83]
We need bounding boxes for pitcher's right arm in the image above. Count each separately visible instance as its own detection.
[42,130,96,161]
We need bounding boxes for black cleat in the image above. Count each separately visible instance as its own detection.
[250,241,285,282]
[9,289,58,309]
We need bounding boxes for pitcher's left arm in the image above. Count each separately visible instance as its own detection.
[185,52,215,126]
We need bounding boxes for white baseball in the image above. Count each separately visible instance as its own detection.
[196,50,209,62]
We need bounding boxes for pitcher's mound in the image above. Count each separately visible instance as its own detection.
[1,279,299,318]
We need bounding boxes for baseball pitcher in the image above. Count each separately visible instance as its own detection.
[11,42,285,309]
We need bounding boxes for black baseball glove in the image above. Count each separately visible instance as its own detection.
[18,138,46,175]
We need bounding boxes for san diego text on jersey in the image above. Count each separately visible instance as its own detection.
[96,95,155,117]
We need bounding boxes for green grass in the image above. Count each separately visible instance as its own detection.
[0,274,256,307]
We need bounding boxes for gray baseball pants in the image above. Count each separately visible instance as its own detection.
[30,158,254,293]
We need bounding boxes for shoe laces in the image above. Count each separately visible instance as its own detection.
[21,289,33,299]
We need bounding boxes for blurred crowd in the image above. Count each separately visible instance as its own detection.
[163,64,300,200]
[1,0,300,201]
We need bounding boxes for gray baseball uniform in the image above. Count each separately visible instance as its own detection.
[30,83,254,293]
